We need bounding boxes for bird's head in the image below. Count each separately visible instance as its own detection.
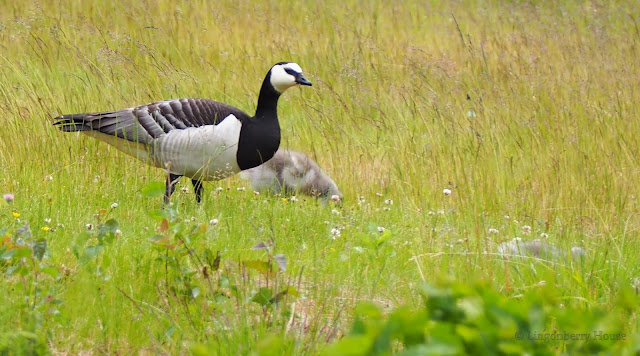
[269,62,312,94]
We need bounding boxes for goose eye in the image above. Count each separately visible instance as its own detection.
[284,68,298,76]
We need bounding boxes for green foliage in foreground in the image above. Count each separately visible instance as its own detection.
[325,282,640,355]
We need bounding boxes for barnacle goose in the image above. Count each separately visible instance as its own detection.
[240,149,342,204]
[54,62,312,203]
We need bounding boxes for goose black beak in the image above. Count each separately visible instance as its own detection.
[296,74,312,86]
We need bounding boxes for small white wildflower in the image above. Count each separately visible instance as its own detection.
[114,229,122,237]
[86,223,93,230]
[323,221,330,225]
[92,175,100,183]
[383,207,391,211]
[403,240,410,246]
[331,195,341,202]
[538,280,546,286]
[110,202,118,209]
[437,209,445,215]
[290,196,298,202]
[216,187,224,192]
[384,199,393,205]
[236,187,245,192]
[181,187,189,193]
[540,232,549,239]
[330,228,341,239]
[331,209,340,216]
[56,223,65,229]
[522,225,532,235]
[488,228,499,235]
[209,218,219,226]
[253,191,260,195]
[358,196,365,203]
[443,188,452,196]
[44,218,52,224]
[428,211,435,216]
[377,226,385,233]
[504,215,510,220]
[45,175,53,181]
[190,216,196,222]
[376,192,383,197]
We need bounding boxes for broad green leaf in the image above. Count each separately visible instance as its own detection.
[252,287,274,307]
[141,181,166,198]
[33,238,47,261]
[244,260,272,274]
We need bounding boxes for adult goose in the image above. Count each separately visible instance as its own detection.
[53,62,312,203]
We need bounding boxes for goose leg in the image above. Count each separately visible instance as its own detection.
[192,179,203,203]
[164,173,183,204]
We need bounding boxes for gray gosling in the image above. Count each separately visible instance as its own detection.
[240,149,341,203]
[497,238,585,261]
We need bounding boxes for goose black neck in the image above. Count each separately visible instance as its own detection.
[255,76,281,119]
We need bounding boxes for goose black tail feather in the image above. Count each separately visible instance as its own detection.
[53,114,90,132]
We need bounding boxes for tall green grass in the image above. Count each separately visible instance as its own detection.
[1,0,639,353]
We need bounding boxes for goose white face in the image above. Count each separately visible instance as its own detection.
[270,62,312,93]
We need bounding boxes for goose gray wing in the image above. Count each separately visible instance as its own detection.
[53,98,250,145]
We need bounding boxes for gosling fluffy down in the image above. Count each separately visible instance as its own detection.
[240,149,341,203]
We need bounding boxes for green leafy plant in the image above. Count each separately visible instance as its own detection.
[325,281,640,355]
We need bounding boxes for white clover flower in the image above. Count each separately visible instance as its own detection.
[331,195,341,202]
[331,209,340,216]
[209,218,219,226]
[114,229,122,237]
[437,209,445,215]
[290,196,298,202]
[253,191,260,195]
[86,223,93,230]
[383,207,391,211]
[443,188,452,196]
[110,202,118,209]
[376,192,383,197]
[216,187,224,192]
[504,215,510,220]
[540,232,549,239]
[236,187,245,191]
[488,228,499,235]
[330,228,341,239]
[384,199,393,205]
[377,226,386,233]
[522,225,532,235]
[44,218,52,224]
[45,175,53,181]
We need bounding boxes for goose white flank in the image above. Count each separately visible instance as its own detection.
[54,62,312,203]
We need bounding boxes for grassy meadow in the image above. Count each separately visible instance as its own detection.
[1,0,640,354]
